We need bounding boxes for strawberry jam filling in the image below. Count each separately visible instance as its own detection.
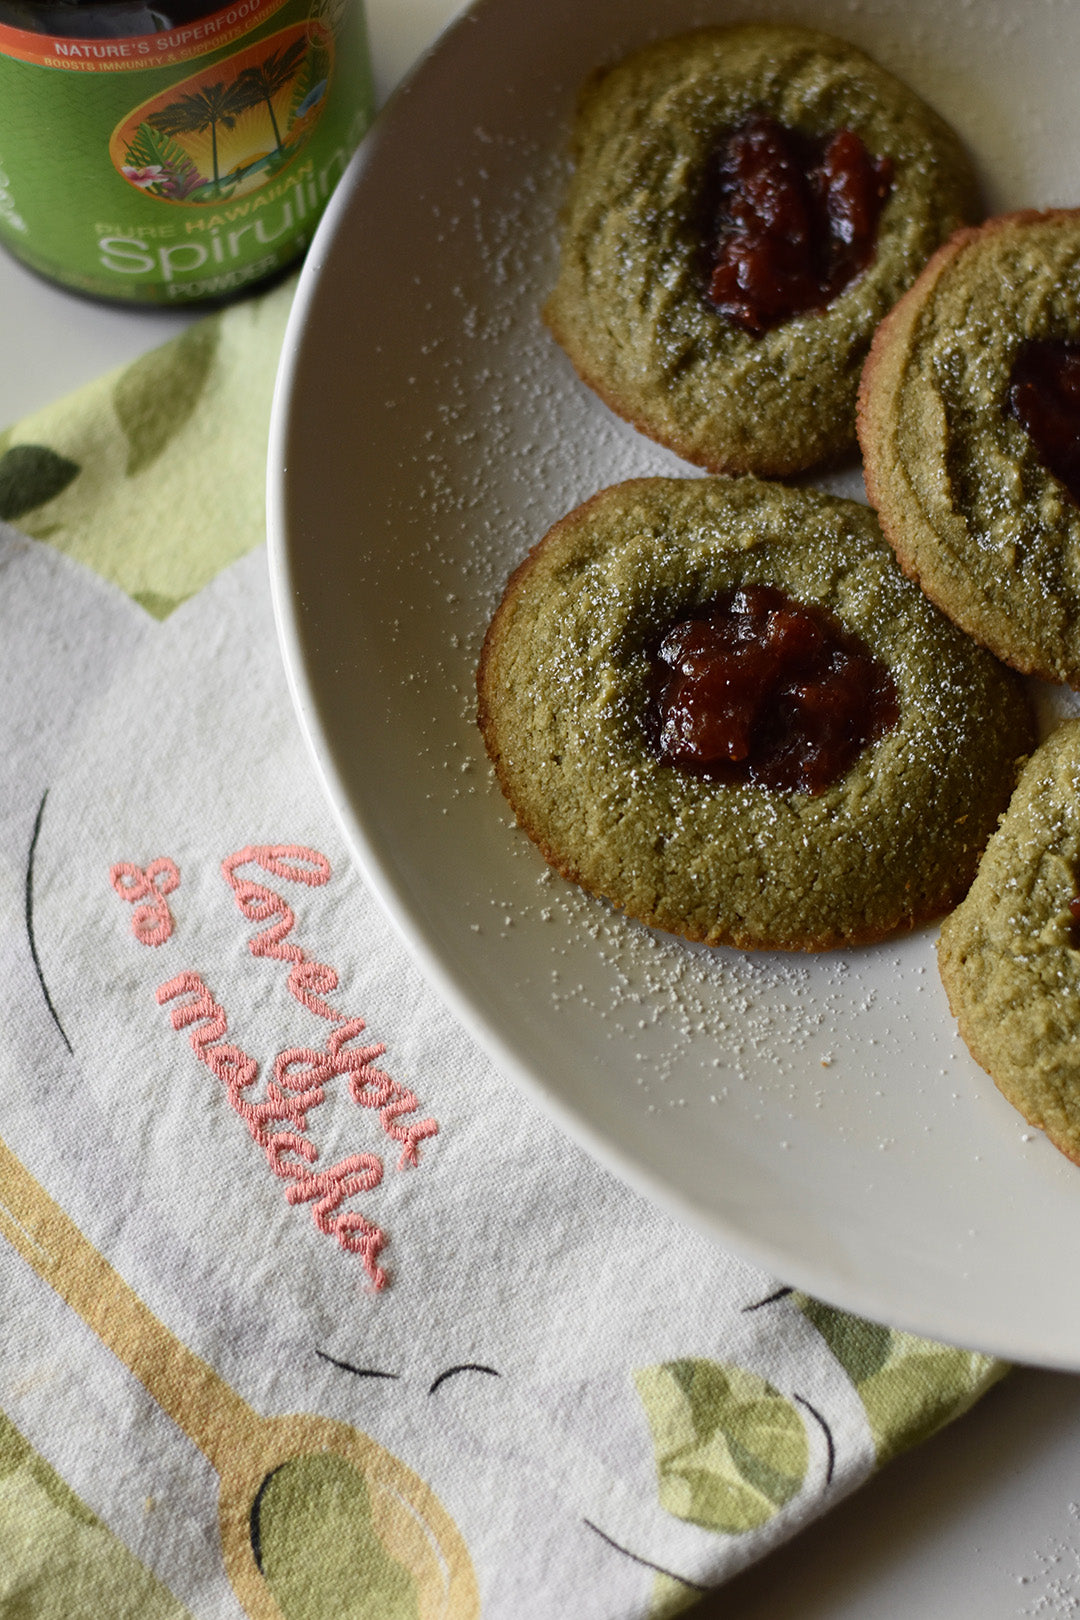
[1007,339,1080,505]
[649,584,899,795]
[705,114,893,335]
[1068,891,1080,946]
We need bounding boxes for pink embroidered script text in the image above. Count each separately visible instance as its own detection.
[113,843,438,1288]
[109,857,179,947]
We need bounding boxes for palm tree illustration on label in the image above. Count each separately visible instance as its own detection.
[110,23,334,204]
[148,79,251,198]
[236,40,309,159]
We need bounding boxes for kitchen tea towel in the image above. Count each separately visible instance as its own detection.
[0,283,1003,1620]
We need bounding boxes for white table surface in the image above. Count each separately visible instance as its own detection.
[2,4,1080,1617]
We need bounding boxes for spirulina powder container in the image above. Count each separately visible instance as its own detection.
[0,0,374,302]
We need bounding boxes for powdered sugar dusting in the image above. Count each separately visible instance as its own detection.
[279,0,1080,1353]
[1015,1504,1080,1617]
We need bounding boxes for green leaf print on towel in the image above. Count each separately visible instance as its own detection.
[648,1568,708,1620]
[0,445,81,522]
[2,275,292,617]
[0,1407,189,1619]
[797,1297,1005,1464]
[634,1359,808,1534]
[113,318,222,477]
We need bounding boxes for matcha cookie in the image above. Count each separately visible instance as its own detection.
[544,25,978,476]
[939,719,1080,1162]
[477,477,1033,951]
[860,210,1080,686]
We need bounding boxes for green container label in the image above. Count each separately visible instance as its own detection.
[0,0,373,302]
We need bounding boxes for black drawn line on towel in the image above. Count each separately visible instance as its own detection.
[794,1392,836,1485]
[742,1286,793,1312]
[249,1464,283,1572]
[582,1518,710,1591]
[428,1364,501,1396]
[315,1348,400,1380]
[26,789,71,1053]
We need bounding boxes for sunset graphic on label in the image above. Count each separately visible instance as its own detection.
[110,22,333,204]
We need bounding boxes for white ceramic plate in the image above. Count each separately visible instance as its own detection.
[269,0,1080,1367]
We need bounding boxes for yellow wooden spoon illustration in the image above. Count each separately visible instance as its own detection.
[0,1134,478,1620]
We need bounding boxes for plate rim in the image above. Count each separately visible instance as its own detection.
[268,0,1080,1369]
